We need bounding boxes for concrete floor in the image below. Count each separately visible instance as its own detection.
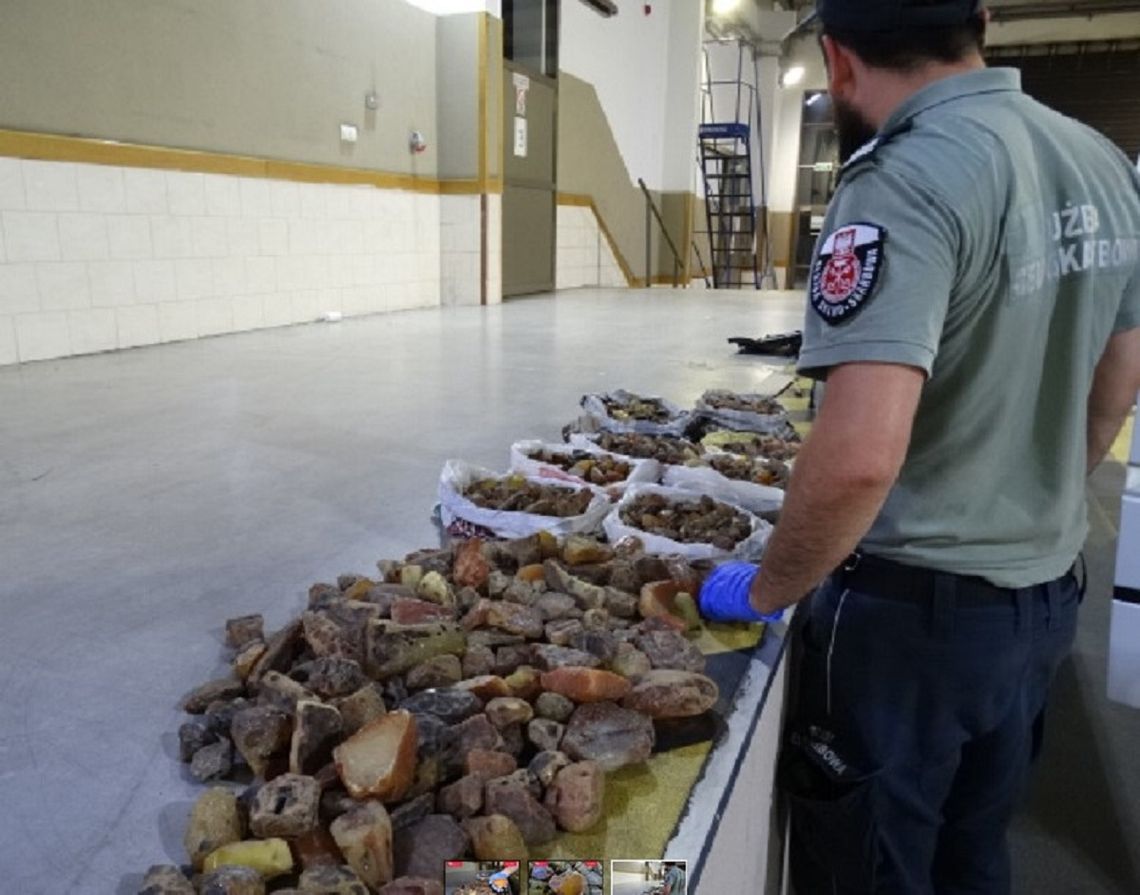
[0,288,1135,894]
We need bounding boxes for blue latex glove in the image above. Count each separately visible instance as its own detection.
[489,871,512,892]
[699,562,785,623]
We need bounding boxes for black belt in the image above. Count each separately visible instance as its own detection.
[834,552,1071,608]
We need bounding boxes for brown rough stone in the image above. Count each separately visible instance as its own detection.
[191,739,233,782]
[622,669,720,718]
[249,619,304,681]
[230,705,290,777]
[303,611,363,664]
[453,675,512,701]
[377,878,444,895]
[484,696,534,729]
[334,710,419,802]
[233,641,267,681]
[535,592,580,621]
[364,621,466,680]
[527,718,565,753]
[451,713,505,762]
[461,814,530,862]
[464,748,518,780]
[225,615,265,650]
[290,658,366,700]
[293,827,346,870]
[249,774,321,838]
[290,700,344,775]
[468,629,527,650]
[633,629,706,673]
[332,685,387,736]
[608,561,642,594]
[534,692,575,723]
[516,563,547,583]
[184,788,242,871]
[493,644,533,677]
[400,687,483,724]
[258,671,316,714]
[562,536,615,566]
[499,722,526,758]
[183,678,246,715]
[460,644,496,678]
[330,800,394,890]
[297,864,369,894]
[530,644,601,671]
[139,865,195,895]
[540,667,632,703]
[179,721,217,762]
[483,774,557,845]
[390,598,456,626]
[436,773,484,819]
[388,791,437,832]
[392,814,469,879]
[485,601,545,639]
[544,619,584,647]
[543,760,605,833]
[528,750,572,789]
[603,588,640,619]
[199,865,266,895]
[503,665,543,701]
[453,538,492,590]
[414,571,454,607]
[310,582,342,605]
[561,702,655,772]
[405,654,463,690]
[610,643,653,680]
[569,629,619,663]
[543,561,608,610]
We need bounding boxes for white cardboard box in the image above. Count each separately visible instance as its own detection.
[1117,494,1140,591]
[1108,598,1140,709]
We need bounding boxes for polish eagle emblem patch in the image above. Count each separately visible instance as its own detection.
[810,223,887,325]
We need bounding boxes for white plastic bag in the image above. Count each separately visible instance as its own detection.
[602,483,772,562]
[662,464,785,515]
[581,389,691,437]
[694,390,790,434]
[438,460,612,540]
[508,439,661,495]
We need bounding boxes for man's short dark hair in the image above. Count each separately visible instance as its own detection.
[824,15,986,71]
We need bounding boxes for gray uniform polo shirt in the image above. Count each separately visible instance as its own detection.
[798,68,1140,588]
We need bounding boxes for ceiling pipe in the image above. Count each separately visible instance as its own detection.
[989,2,1140,21]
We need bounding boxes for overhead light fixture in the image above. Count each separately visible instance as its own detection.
[782,65,806,87]
[807,92,823,106]
[711,0,742,14]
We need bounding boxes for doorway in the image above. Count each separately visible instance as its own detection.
[501,0,559,297]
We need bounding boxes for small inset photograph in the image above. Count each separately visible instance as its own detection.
[527,859,604,895]
[445,860,523,895]
[610,860,688,895]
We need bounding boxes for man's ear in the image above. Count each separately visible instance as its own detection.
[821,34,856,100]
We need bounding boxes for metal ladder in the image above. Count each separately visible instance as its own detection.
[698,40,777,290]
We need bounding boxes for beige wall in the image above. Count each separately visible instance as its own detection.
[558,74,689,284]
[0,0,439,175]
[436,15,480,180]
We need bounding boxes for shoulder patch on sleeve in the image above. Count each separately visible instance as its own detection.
[810,223,888,326]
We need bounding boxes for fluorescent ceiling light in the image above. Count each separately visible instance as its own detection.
[712,0,742,15]
[782,65,806,87]
[807,92,823,106]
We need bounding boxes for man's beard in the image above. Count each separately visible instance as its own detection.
[834,97,879,165]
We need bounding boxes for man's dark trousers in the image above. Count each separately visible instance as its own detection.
[782,557,1080,895]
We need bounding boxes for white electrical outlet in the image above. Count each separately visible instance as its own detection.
[340,123,359,143]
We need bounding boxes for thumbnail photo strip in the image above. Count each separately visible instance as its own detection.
[445,861,523,894]
[610,860,688,895]
[528,860,604,894]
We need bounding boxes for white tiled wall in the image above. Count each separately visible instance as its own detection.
[440,194,482,307]
[555,203,626,290]
[0,156,443,365]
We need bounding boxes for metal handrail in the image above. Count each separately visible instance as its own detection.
[637,178,685,288]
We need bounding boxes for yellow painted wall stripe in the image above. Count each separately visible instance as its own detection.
[0,127,500,195]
